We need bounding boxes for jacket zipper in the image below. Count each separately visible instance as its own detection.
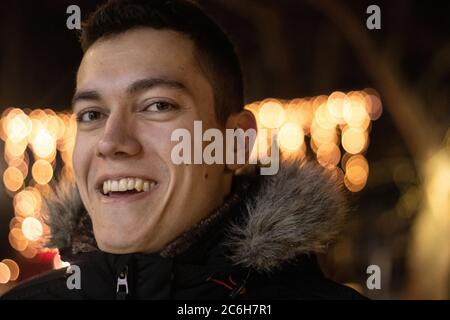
[116,266,129,300]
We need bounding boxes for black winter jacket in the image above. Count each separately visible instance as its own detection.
[2,160,365,300]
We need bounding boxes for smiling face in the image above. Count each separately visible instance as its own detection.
[72,28,233,254]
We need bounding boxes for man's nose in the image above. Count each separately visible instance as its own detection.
[96,113,142,158]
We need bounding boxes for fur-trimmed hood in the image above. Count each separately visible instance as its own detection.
[43,158,348,273]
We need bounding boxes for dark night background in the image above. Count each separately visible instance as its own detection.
[0,0,449,299]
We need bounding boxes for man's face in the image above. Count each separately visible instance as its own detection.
[72,28,231,253]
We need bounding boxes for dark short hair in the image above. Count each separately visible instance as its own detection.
[80,0,244,124]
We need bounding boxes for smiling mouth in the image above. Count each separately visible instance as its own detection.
[98,177,158,199]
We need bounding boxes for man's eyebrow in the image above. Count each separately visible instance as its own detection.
[72,77,187,109]
[126,77,187,95]
[72,90,101,108]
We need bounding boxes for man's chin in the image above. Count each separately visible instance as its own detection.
[94,228,146,254]
[96,240,143,254]
[94,231,163,254]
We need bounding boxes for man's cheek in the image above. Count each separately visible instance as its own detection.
[73,142,95,201]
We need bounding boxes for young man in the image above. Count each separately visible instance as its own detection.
[3,0,364,299]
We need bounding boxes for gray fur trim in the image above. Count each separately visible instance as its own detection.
[225,158,348,273]
[43,158,348,272]
[43,177,97,254]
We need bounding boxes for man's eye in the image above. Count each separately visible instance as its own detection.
[145,101,176,112]
[76,110,104,123]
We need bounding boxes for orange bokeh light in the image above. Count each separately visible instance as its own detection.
[327,91,347,125]
[342,127,368,154]
[20,245,38,259]
[278,122,304,152]
[3,166,24,192]
[8,228,28,252]
[5,154,29,179]
[363,89,383,120]
[22,217,43,241]
[13,189,40,218]
[31,128,56,158]
[343,94,371,130]
[5,138,28,158]
[5,110,32,143]
[344,155,369,192]
[258,100,285,129]
[0,262,11,284]
[317,143,341,167]
[1,259,20,281]
[32,159,54,185]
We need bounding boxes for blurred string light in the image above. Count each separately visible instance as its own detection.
[0,108,75,284]
[0,89,381,283]
[2,259,19,282]
[0,262,11,284]
[246,88,382,193]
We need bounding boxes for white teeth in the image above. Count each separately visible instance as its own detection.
[127,178,134,190]
[119,179,128,191]
[111,181,119,192]
[101,177,156,195]
[135,178,143,192]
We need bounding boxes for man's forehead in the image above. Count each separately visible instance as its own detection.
[75,29,198,93]
[80,27,195,66]
[79,39,191,76]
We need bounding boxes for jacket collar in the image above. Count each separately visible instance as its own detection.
[44,157,348,273]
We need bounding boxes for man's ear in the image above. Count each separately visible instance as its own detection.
[225,110,257,172]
